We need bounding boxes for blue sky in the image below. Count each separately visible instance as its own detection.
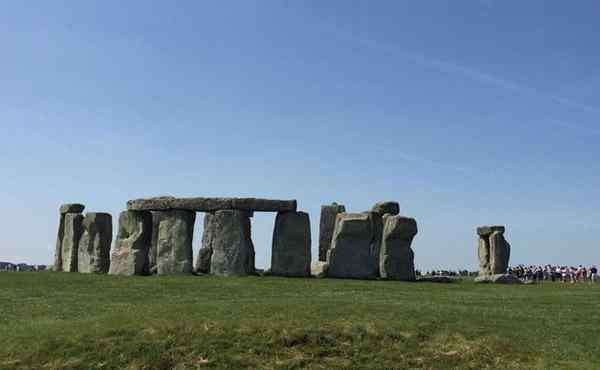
[1,1,599,270]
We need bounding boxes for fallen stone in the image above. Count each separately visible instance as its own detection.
[127,196,297,212]
[210,210,255,276]
[78,213,112,273]
[61,213,84,272]
[54,203,85,272]
[475,274,522,284]
[271,211,311,277]
[417,276,457,283]
[156,210,196,275]
[379,215,418,281]
[109,211,152,276]
[318,203,346,261]
[370,201,400,216]
[327,213,378,279]
[311,261,328,278]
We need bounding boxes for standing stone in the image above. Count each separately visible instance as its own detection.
[195,212,216,274]
[271,211,311,277]
[148,211,167,274]
[379,215,418,280]
[477,226,510,276]
[54,203,85,271]
[367,212,384,276]
[210,210,255,276]
[61,213,84,272]
[370,201,400,216]
[78,213,112,273]
[327,213,378,279]
[318,203,346,261]
[109,211,152,276]
[156,210,196,275]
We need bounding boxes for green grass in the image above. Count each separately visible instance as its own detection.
[1,273,599,369]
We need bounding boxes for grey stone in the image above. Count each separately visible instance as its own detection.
[210,210,255,276]
[477,225,511,276]
[271,211,311,277]
[109,211,152,276]
[60,203,85,215]
[78,213,112,273]
[327,213,378,279]
[195,213,216,274]
[379,215,418,281]
[370,201,400,216]
[318,203,346,261]
[417,276,457,283]
[367,212,383,276]
[54,203,85,272]
[61,213,84,272]
[156,210,196,275]
[148,211,167,274]
[127,196,296,213]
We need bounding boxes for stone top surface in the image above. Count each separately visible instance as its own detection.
[370,201,400,216]
[59,203,85,214]
[477,225,505,236]
[127,196,297,213]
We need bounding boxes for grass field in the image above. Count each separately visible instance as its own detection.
[1,272,599,369]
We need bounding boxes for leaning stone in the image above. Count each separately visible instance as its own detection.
[156,210,196,275]
[127,196,297,213]
[318,203,346,261]
[54,203,85,272]
[417,276,457,283]
[271,211,311,277]
[109,211,152,276]
[379,215,418,281]
[61,213,84,272]
[210,210,255,276]
[78,213,112,273]
[327,213,378,279]
[370,201,400,216]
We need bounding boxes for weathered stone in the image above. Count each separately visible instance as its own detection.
[477,225,511,276]
[370,201,400,216]
[156,210,196,275]
[109,211,152,276]
[327,213,378,279]
[148,211,166,274]
[475,273,522,284]
[318,203,346,261]
[477,225,505,237]
[210,210,255,276]
[271,211,311,277]
[61,213,84,272]
[195,213,216,274]
[127,196,296,212]
[311,261,328,278]
[54,204,85,272]
[367,212,383,276]
[78,213,112,273]
[417,276,457,283]
[379,215,418,281]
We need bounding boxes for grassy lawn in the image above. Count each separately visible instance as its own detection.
[0,272,599,369]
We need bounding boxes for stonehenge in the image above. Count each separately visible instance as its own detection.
[477,225,511,276]
[108,211,153,276]
[51,197,425,282]
[271,211,311,277]
[78,213,112,273]
[318,203,346,261]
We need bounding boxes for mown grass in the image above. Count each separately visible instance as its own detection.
[0,272,599,369]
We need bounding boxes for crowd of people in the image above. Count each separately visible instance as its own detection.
[508,265,598,283]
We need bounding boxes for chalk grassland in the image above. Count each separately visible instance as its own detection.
[0,273,599,369]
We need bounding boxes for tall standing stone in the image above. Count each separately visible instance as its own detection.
[156,210,196,275]
[379,215,418,281]
[61,213,84,272]
[78,213,112,273]
[327,213,378,279]
[271,211,311,277]
[54,203,85,271]
[195,212,216,274]
[318,203,346,261]
[210,210,255,276]
[148,211,167,274]
[477,226,510,276]
[109,211,152,276]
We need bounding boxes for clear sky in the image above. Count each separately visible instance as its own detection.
[1,1,599,270]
